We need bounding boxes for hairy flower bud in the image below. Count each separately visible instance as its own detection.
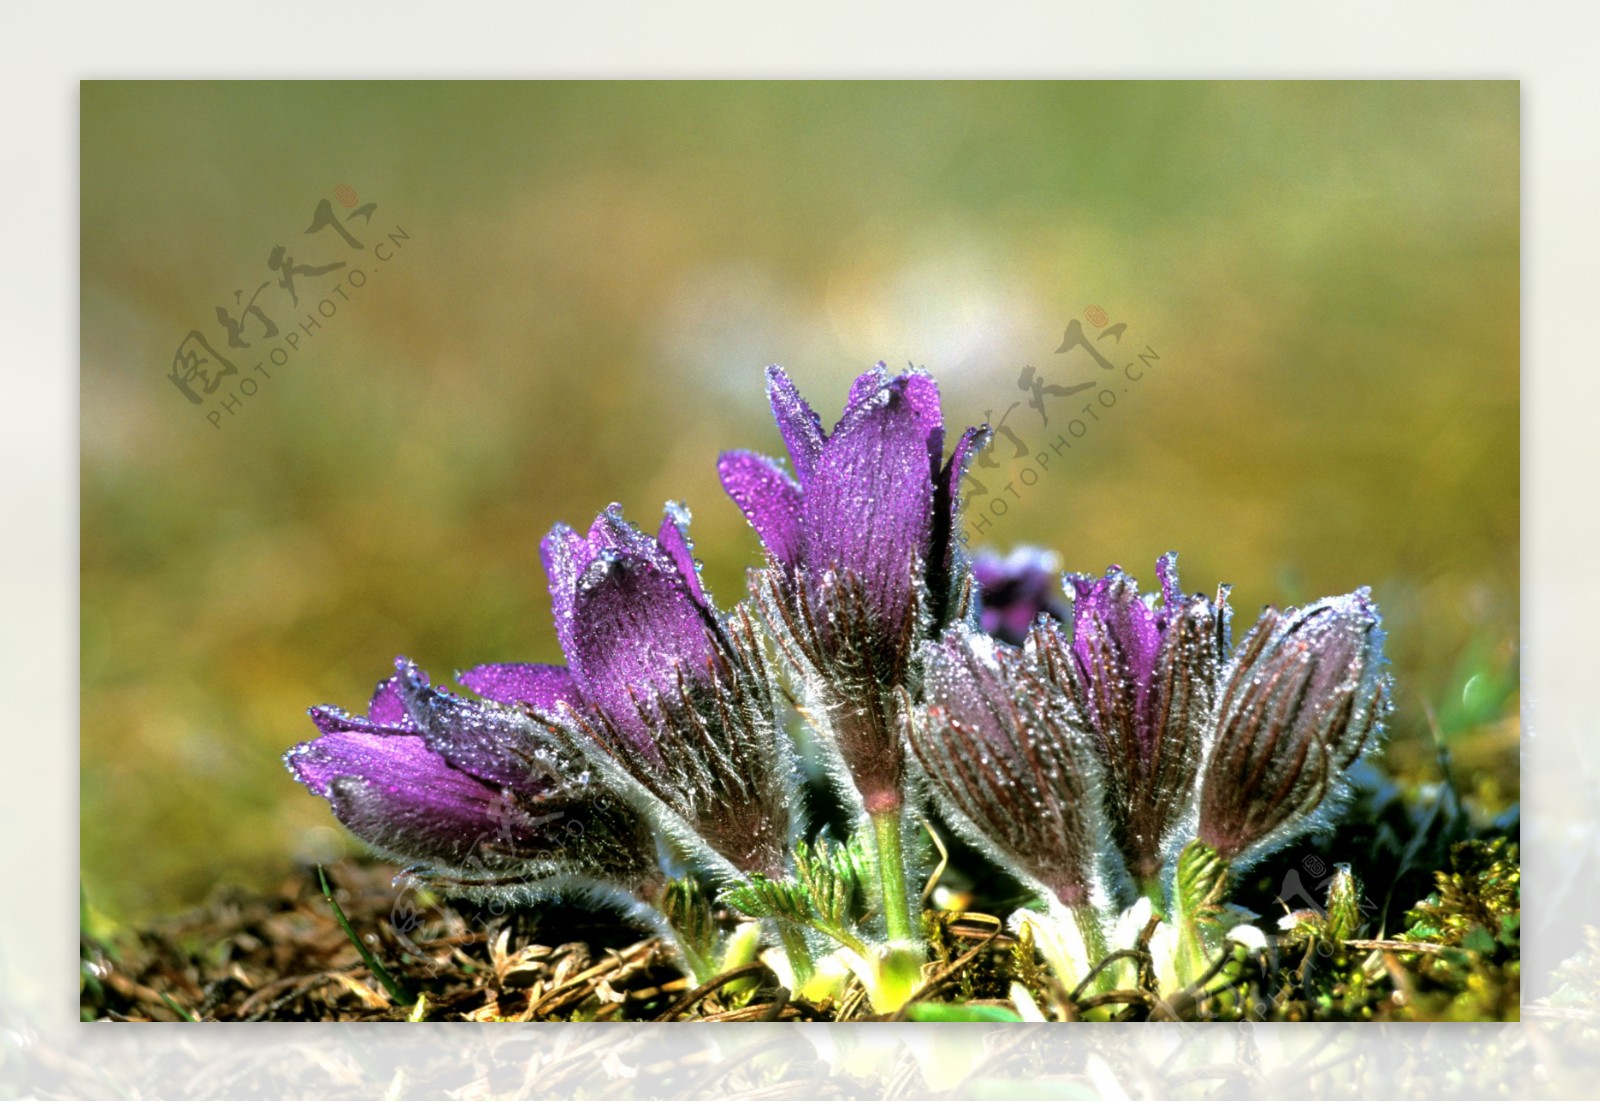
[536,503,799,880]
[909,626,1107,909]
[1053,554,1230,885]
[1196,588,1391,865]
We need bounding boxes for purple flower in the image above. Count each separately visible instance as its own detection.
[718,364,988,815]
[1196,588,1392,865]
[1054,554,1231,885]
[908,626,1106,909]
[973,546,1069,645]
[285,659,660,899]
[530,502,797,880]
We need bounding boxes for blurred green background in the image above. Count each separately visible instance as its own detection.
[81,81,1518,920]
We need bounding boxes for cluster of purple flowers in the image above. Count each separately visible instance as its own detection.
[287,362,1391,999]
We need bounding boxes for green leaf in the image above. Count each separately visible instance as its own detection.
[1174,840,1229,926]
[905,1003,1023,1022]
[793,836,865,932]
[722,875,811,924]
[1462,926,1497,955]
[319,866,416,1006]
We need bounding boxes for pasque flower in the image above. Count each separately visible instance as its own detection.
[283,357,1404,1008]
[910,625,1106,910]
[909,624,1115,986]
[1055,554,1231,891]
[972,546,1069,645]
[1195,588,1391,866]
[529,502,798,881]
[717,364,988,817]
[718,363,987,945]
[285,659,661,902]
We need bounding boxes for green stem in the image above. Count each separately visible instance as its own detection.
[1139,876,1168,920]
[776,923,816,988]
[871,810,917,944]
[1072,904,1114,992]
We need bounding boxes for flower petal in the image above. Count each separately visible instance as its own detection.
[540,523,599,663]
[656,502,708,605]
[766,364,825,483]
[717,449,803,568]
[458,662,581,712]
[839,362,891,431]
[366,674,414,728]
[1069,566,1162,739]
[973,546,1065,645]
[285,730,523,868]
[804,371,943,628]
[397,659,555,792]
[928,424,992,625]
[567,546,721,754]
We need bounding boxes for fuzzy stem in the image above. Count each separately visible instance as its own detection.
[777,923,816,988]
[871,810,917,944]
[1139,876,1169,921]
[1072,903,1114,992]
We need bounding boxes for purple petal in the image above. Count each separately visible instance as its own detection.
[458,662,580,712]
[567,547,721,755]
[838,362,891,432]
[973,546,1065,645]
[285,730,522,867]
[396,659,553,793]
[928,424,992,622]
[766,365,825,483]
[588,504,664,561]
[1072,568,1161,694]
[717,449,803,568]
[540,523,597,662]
[833,368,945,478]
[656,502,708,606]
[937,425,990,536]
[366,674,413,728]
[288,728,471,801]
[804,371,944,628]
[309,671,418,739]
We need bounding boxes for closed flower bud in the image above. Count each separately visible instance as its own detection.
[1197,589,1392,866]
[910,626,1106,910]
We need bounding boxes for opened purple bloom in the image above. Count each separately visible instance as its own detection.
[719,364,987,815]
[528,502,796,880]
[1196,588,1391,865]
[1055,554,1231,885]
[973,546,1069,645]
[285,659,659,898]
